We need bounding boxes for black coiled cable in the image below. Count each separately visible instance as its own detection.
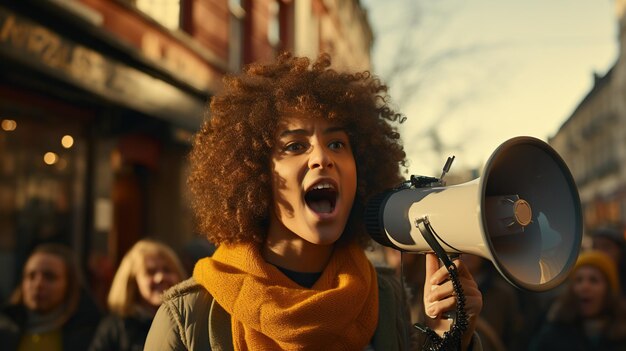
[415,262,468,351]
[413,217,470,351]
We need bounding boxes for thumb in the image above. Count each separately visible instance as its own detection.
[424,253,440,287]
[423,253,440,319]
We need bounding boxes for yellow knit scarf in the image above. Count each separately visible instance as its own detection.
[193,242,379,351]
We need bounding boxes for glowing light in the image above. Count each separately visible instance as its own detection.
[43,152,58,165]
[1,119,17,131]
[61,135,74,148]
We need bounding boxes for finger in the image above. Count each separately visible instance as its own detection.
[428,276,479,301]
[427,288,483,319]
[451,259,474,279]
[426,280,454,303]
[430,258,476,285]
[428,276,481,306]
[452,261,480,292]
[425,296,456,318]
[429,260,457,286]
[424,253,443,319]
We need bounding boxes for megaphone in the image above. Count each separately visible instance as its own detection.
[365,136,582,292]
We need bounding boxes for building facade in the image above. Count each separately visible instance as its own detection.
[0,0,373,302]
[549,1,626,239]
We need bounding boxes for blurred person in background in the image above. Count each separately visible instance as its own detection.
[0,243,102,351]
[380,247,427,324]
[529,250,626,351]
[591,227,626,299]
[89,239,187,351]
[459,254,522,351]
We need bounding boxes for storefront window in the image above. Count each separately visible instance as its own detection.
[0,109,87,300]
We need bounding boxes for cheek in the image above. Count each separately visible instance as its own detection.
[136,275,152,291]
[594,282,609,298]
[54,278,68,295]
[21,280,31,293]
[165,273,180,285]
[271,165,302,209]
[344,162,357,200]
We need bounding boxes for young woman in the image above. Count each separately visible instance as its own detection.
[145,52,483,350]
[0,243,101,351]
[89,240,186,351]
[530,250,626,350]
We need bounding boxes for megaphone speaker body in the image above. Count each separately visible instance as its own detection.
[375,181,487,256]
[365,136,583,292]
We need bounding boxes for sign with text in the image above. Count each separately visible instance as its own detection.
[0,6,204,130]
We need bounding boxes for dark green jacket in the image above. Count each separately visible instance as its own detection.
[89,314,153,351]
[0,291,102,351]
[144,271,481,350]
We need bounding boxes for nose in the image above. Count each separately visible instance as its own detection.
[308,145,333,170]
[31,274,44,289]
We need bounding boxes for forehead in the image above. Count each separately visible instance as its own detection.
[276,113,345,135]
[593,236,621,249]
[138,252,169,268]
[574,265,604,278]
[25,253,66,273]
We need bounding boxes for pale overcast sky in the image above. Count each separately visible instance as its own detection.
[362,0,618,177]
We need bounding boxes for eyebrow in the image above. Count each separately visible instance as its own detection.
[278,126,346,138]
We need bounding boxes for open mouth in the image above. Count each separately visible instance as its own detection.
[577,296,598,311]
[305,182,338,214]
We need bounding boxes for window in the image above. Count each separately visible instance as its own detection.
[229,0,246,71]
[0,107,88,301]
[135,0,181,30]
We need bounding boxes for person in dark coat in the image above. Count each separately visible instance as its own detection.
[0,243,101,351]
[460,254,522,351]
[529,250,626,351]
[88,239,186,351]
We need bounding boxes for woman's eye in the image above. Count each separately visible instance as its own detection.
[284,142,305,152]
[329,140,346,150]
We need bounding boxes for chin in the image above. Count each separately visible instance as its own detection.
[148,297,162,306]
[313,237,341,246]
[307,227,346,245]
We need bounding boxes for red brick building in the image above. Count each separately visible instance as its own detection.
[0,0,373,301]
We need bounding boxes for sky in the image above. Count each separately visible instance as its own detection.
[361,0,618,177]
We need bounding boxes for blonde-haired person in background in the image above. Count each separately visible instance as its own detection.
[0,243,102,351]
[89,239,187,351]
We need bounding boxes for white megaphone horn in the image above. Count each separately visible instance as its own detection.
[364,136,583,292]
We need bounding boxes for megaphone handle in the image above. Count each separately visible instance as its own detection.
[414,217,469,351]
[415,217,456,271]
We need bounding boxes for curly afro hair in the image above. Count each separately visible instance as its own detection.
[188,52,407,246]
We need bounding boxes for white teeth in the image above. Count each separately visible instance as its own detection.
[312,183,334,190]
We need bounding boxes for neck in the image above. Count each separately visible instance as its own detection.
[25,304,68,333]
[137,300,159,317]
[262,235,334,273]
[583,318,606,337]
